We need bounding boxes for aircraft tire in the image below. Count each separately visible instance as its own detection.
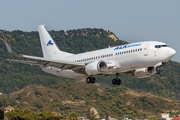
[91,77,96,84]
[117,79,121,85]
[86,77,91,83]
[112,78,117,85]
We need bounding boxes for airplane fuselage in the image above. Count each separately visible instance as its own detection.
[42,41,175,78]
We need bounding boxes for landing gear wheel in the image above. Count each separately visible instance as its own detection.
[117,79,121,85]
[86,77,91,83]
[86,77,96,83]
[112,78,117,85]
[91,77,96,84]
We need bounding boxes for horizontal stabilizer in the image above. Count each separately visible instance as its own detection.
[7,59,41,66]
[4,41,23,57]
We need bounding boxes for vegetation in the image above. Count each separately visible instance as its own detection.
[0,82,179,118]
[4,108,64,120]
[0,28,126,93]
[0,28,180,100]
[69,112,78,120]
[0,28,180,118]
[97,60,180,100]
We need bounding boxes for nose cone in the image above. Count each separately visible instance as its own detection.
[166,47,176,60]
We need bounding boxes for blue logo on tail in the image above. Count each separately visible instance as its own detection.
[47,40,53,46]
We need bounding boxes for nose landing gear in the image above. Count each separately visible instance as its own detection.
[156,68,161,75]
[112,73,121,85]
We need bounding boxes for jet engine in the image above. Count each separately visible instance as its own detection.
[85,60,108,75]
[133,67,156,78]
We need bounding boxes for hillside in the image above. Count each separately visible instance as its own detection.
[0,27,180,111]
[0,28,127,93]
[97,60,180,100]
[1,82,180,118]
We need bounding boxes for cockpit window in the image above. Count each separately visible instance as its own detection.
[162,45,168,47]
[155,45,168,48]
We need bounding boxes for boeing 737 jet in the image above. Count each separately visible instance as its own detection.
[4,25,176,85]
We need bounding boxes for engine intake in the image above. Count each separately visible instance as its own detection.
[147,67,154,74]
[97,61,107,72]
[85,61,108,75]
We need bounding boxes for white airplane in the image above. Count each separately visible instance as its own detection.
[4,25,176,85]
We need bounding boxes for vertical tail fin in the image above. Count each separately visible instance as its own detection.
[38,25,73,59]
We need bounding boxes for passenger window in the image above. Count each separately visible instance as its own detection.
[115,53,117,55]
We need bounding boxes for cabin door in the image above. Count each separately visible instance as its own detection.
[144,44,149,56]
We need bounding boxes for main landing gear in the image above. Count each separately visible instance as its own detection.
[86,76,96,84]
[112,73,121,85]
[86,73,122,85]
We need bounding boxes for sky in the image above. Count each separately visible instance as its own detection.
[0,0,179,62]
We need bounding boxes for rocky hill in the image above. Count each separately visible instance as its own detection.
[0,28,180,118]
[0,81,180,118]
[0,28,127,93]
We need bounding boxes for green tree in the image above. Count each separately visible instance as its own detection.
[0,107,4,120]
[69,112,78,120]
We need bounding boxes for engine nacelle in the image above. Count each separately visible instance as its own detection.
[85,60,108,75]
[133,67,156,78]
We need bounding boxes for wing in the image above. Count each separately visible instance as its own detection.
[4,41,85,73]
